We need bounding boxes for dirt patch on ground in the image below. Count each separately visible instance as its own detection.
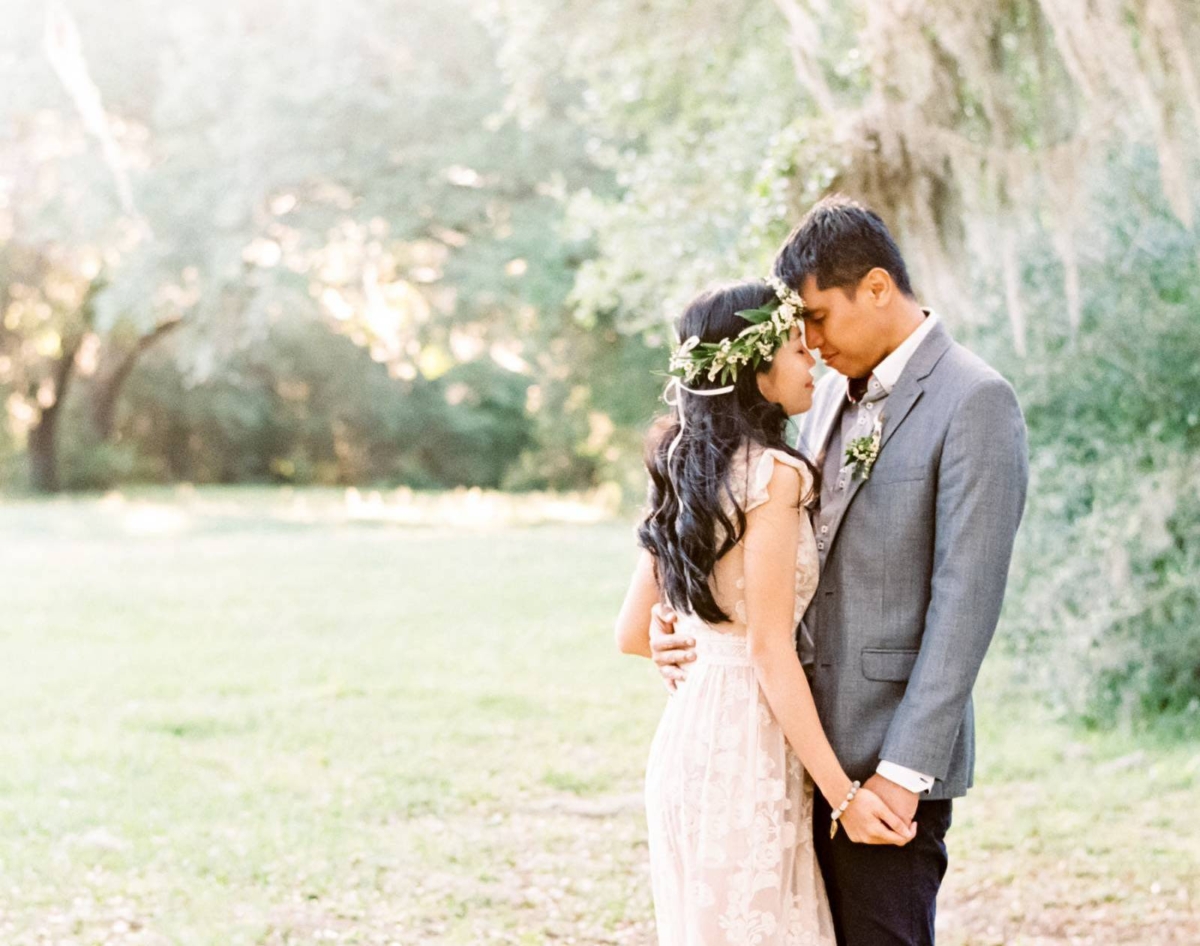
[389,796,1197,946]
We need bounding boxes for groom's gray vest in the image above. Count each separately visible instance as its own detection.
[796,321,1028,800]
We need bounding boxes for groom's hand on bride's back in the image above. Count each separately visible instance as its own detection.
[649,604,696,693]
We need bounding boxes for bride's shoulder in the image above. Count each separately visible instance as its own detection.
[733,438,809,474]
[731,441,812,512]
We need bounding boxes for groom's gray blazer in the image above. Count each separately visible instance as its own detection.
[797,320,1028,800]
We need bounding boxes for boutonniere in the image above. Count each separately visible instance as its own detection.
[845,412,885,481]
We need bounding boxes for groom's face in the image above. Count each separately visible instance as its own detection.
[798,273,885,379]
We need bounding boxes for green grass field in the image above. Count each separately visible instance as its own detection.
[1,489,1196,945]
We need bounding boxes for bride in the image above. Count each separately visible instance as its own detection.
[615,278,914,944]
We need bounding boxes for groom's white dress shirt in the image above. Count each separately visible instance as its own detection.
[813,311,940,795]
[869,311,939,397]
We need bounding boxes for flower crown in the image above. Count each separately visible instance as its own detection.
[668,276,805,386]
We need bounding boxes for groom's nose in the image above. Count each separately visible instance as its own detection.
[805,322,824,350]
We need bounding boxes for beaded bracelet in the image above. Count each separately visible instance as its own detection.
[829,780,861,839]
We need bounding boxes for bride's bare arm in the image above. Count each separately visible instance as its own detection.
[615,549,660,657]
[743,462,915,846]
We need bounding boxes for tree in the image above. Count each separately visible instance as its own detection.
[493,0,1199,353]
[489,0,1200,722]
[0,0,612,490]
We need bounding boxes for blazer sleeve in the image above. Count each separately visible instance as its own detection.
[878,375,1029,779]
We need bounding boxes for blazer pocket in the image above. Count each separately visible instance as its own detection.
[861,647,920,682]
[869,463,927,485]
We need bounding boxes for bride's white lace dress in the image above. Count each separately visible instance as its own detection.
[644,444,835,946]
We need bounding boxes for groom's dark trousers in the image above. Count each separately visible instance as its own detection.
[813,793,953,946]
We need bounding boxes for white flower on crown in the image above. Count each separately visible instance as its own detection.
[768,275,805,309]
[669,335,701,373]
[666,277,804,385]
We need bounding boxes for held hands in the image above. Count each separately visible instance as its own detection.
[649,603,696,693]
[836,785,918,846]
[863,773,921,825]
[650,602,919,847]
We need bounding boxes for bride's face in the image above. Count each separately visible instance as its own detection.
[756,326,816,416]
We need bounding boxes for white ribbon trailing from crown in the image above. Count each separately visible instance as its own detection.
[663,376,736,468]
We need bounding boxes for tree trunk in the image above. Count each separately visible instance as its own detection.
[89,316,184,441]
[27,408,62,493]
[27,332,85,494]
[26,277,102,493]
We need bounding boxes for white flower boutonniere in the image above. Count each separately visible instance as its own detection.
[845,413,885,481]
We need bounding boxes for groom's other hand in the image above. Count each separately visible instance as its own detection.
[649,603,695,693]
[864,773,920,826]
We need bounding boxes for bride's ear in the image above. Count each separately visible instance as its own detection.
[756,369,778,405]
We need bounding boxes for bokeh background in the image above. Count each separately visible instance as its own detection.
[2,1,1198,944]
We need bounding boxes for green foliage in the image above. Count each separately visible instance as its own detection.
[413,360,535,489]
[1,0,609,495]
[1087,463,1200,721]
[503,319,666,494]
[59,433,141,492]
[994,146,1200,724]
[492,0,1200,725]
[63,320,534,489]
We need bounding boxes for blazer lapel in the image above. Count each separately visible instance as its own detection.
[877,320,953,453]
[819,321,954,562]
[878,382,923,454]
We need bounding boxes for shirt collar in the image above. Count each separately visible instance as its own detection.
[871,309,939,395]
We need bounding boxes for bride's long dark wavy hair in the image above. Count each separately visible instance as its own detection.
[637,280,818,624]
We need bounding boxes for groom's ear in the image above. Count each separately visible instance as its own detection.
[861,267,895,307]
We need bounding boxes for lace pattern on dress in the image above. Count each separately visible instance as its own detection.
[644,443,833,945]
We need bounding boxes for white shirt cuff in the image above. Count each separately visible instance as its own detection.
[876,761,935,794]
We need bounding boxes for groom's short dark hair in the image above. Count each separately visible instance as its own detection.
[773,194,914,298]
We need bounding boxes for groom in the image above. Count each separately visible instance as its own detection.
[650,195,1029,945]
